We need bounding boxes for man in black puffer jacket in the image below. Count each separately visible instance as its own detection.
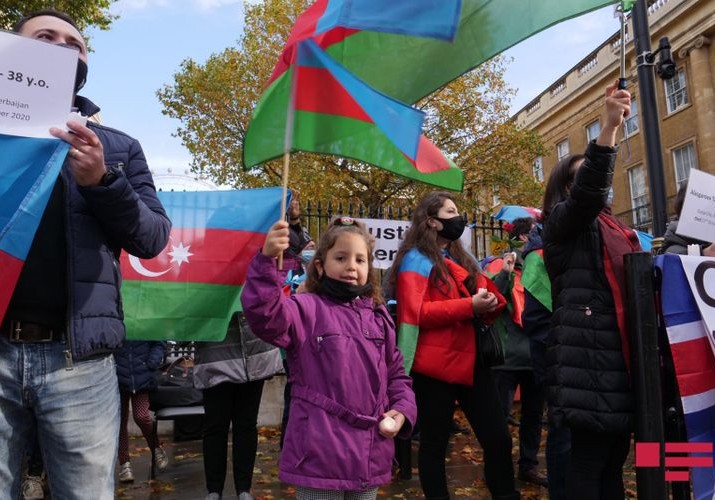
[0,10,170,500]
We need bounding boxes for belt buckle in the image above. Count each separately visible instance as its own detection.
[8,320,54,343]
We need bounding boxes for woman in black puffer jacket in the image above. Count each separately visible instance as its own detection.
[541,81,639,500]
[115,340,167,482]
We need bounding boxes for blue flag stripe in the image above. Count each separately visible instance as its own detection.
[156,187,287,232]
[0,136,68,259]
[316,0,462,41]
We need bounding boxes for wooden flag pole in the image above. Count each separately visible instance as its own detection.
[277,56,299,270]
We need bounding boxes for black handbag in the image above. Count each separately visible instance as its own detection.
[149,356,204,411]
[474,319,504,368]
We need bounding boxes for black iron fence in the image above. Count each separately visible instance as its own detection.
[301,200,505,261]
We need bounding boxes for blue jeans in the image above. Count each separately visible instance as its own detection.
[0,336,120,500]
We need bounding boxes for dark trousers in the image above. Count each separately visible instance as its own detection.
[202,380,265,495]
[566,429,631,500]
[493,369,545,472]
[546,412,571,500]
[412,369,518,500]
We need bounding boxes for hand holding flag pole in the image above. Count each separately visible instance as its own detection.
[617,0,632,160]
[277,57,299,270]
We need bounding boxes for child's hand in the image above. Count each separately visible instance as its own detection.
[472,288,498,314]
[262,221,290,258]
[378,410,405,439]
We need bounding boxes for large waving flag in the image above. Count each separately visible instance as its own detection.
[244,39,464,191]
[293,0,462,42]
[269,0,617,106]
[120,188,283,342]
[0,135,68,325]
[658,254,715,500]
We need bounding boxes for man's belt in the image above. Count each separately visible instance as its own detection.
[2,320,63,343]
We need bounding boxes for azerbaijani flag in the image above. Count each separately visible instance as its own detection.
[244,39,464,191]
[269,0,618,105]
[120,188,283,342]
[658,254,715,499]
[521,248,552,312]
[0,136,68,325]
[291,0,462,43]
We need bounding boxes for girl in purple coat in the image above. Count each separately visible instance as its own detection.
[241,217,417,500]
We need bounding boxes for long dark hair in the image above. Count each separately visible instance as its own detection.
[304,216,384,305]
[541,154,586,221]
[390,191,480,292]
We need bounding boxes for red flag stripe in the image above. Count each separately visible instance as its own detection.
[670,336,715,397]
[295,66,372,122]
[0,251,23,325]
[120,228,265,286]
[405,136,453,174]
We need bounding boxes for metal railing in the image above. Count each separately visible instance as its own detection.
[301,200,505,261]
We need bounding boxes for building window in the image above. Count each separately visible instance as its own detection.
[673,142,697,189]
[532,156,544,182]
[665,68,689,114]
[628,165,650,228]
[556,139,570,160]
[624,99,639,137]
[586,120,601,143]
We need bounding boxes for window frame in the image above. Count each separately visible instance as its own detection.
[664,68,689,114]
[556,139,570,161]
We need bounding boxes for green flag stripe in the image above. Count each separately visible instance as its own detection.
[521,252,552,312]
[244,71,463,190]
[122,281,243,341]
[325,0,617,104]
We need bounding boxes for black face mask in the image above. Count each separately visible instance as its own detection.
[317,275,372,302]
[435,215,466,241]
[57,44,88,93]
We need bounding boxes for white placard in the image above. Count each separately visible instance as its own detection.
[356,217,474,269]
[0,30,78,138]
[679,255,715,355]
[677,169,715,243]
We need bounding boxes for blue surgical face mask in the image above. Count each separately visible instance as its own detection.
[301,249,315,264]
[606,187,614,206]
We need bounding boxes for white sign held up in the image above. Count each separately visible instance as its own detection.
[677,169,715,244]
[0,30,78,138]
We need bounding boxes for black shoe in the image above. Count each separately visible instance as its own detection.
[518,468,548,487]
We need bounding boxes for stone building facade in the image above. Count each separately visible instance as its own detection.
[515,0,715,232]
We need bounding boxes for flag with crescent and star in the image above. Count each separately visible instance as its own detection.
[120,187,285,341]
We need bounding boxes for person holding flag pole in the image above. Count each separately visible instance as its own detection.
[0,10,170,499]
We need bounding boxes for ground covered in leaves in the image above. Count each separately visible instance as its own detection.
[115,409,636,499]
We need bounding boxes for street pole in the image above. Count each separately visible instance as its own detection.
[631,0,669,237]
[625,252,666,500]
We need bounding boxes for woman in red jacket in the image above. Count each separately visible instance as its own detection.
[392,191,519,500]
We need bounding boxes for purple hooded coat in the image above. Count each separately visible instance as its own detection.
[241,253,416,491]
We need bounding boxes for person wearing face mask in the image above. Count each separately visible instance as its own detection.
[390,192,520,500]
[0,10,170,500]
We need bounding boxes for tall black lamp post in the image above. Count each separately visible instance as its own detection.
[631,0,674,237]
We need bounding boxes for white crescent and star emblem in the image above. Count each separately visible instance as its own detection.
[128,240,194,278]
